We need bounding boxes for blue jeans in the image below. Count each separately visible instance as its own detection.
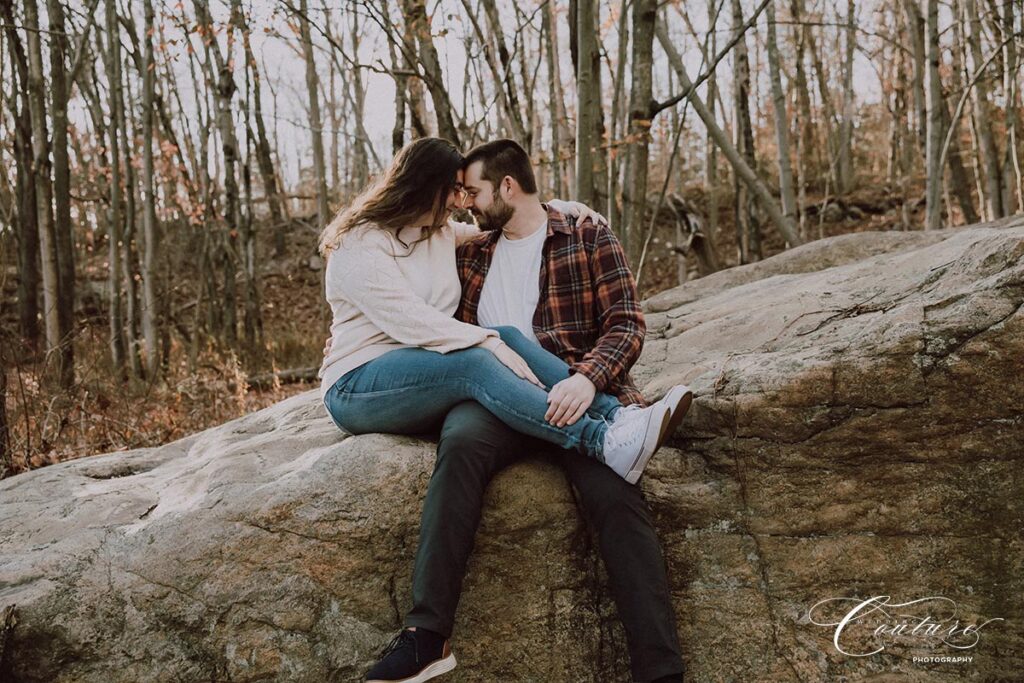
[323,326,624,460]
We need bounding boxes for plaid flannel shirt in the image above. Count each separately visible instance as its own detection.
[455,204,647,407]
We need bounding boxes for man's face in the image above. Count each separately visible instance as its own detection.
[462,160,514,231]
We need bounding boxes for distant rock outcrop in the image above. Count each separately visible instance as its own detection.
[2,219,1022,682]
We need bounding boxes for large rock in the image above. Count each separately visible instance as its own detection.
[2,220,1023,681]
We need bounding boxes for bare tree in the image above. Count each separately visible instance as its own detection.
[23,0,60,371]
[297,0,332,232]
[1000,0,1021,213]
[105,0,127,377]
[573,0,599,205]
[140,0,159,376]
[607,0,630,230]
[656,12,802,248]
[731,0,761,261]
[924,0,944,229]
[238,1,285,255]
[621,0,657,264]
[766,1,798,235]
[837,0,856,192]
[790,0,813,236]
[46,0,76,387]
[1,0,41,346]
[400,0,461,145]
[965,0,1005,220]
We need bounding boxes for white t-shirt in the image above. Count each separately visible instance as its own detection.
[476,220,548,342]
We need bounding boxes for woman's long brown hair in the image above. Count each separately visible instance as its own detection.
[318,137,464,255]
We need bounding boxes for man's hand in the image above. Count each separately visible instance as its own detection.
[323,336,332,358]
[545,373,597,427]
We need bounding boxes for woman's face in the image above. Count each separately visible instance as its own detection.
[444,169,467,216]
[417,168,465,228]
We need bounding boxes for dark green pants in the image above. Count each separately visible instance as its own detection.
[404,401,685,682]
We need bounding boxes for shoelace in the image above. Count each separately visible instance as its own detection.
[605,409,644,451]
[379,629,419,663]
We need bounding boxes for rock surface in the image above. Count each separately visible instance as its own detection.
[2,219,1023,682]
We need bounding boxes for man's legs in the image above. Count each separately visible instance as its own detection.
[557,448,686,682]
[404,401,527,637]
[401,400,684,680]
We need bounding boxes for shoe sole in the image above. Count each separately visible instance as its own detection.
[366,653,457,683]
[660,385,694,447]
[624,403,672,485]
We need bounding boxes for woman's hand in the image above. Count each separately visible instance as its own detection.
[491,342,544,388]
[547,198,608,227]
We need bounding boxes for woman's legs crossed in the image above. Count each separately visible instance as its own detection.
[324,347,610,459]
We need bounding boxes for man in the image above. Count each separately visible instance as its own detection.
[365,139,690,683]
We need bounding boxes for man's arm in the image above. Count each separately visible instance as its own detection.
[568,222,646,391]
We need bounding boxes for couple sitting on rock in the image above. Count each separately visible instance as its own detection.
[318,137,691,683]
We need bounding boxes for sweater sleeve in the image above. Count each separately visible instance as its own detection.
[329,229,501,353]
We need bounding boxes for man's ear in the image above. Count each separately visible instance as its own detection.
[502,175,516,199]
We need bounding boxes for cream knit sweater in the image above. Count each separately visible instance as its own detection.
[318,220,501,399]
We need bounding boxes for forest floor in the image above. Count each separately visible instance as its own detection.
[1,182,935,475]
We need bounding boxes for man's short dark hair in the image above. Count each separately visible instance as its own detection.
[463,138,538,195]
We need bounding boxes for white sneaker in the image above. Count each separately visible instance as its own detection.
[602,402,672,484]
[658,384,694,444]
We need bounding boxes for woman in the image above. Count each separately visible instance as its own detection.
[318,137,672,483]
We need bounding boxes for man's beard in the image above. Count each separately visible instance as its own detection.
[474,193,514,232]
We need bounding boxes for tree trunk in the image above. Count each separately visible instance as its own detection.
[607,0,630,235]
[546,0,573,195]
[23,0,61,369]
[347,11,370,189]
[965,0,1005,220]
[45,0,76,388]
[402,6,431,140]
[238,1,284,255]
[542,2,564,197]
[806,18,840,192]
[117,48,143,379]
[194,0,241,347]
[573,0,598,206]
[297,0,331,231]
[945,7,981,224]
[621,0,656,266]
[767,1,798,231]
[706,0,721,248]
[139,0,160,376]
[477,0,530,148]
[924,0,945,229]
[400,0,460,145]
[790,0,813,236]
[105,0,127,378]
[999,0,1020,214]
[903,0,928,160]
[731,0,761,261]
[837,0,856,192]
[1,0,41,347]
[383,0,408,154]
